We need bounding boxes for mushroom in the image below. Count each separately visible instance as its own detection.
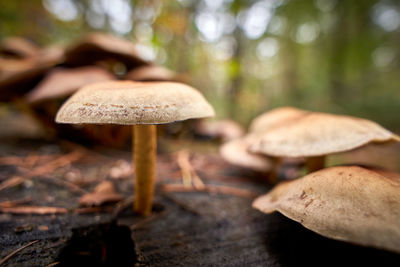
[219,138,272,173]
[0,46,64,100]
[26,66,115,104]
[249,106,308,133]
[0,37,39,59]
[219,107,307,181]
[252,166,400,253]
[56,81,215,215]
[249,112,399,173]
[193,119,245,142]
[64,33,149,69]
[24,66,120,145]
[220,136,304,181]
[124,65,180,82]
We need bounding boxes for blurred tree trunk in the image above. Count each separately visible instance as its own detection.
[328,0,349,102]
[228,31,243,118]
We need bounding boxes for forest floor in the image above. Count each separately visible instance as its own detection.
[0,137,400,266]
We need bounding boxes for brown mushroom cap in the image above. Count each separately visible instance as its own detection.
[249,112,399,158]
[26,66,115,104]
[0,37,39,59]
[124,65,178,82]
[220,138,271,172]
[0,46,65,100]
[253,166,400,253]
[249,106,308,133]
[56,81,215,125]
[65,33,148,68]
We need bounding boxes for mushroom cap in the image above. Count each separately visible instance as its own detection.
[0,45,65,100]
[249,112,399,158]
[252,166,400,253]
[26,66,115,104]
[65,33,148,68]
[220,138,271,172]
[249,106,308,133]
[125,65,178,82]
[0,37,39,58]
[56,81,215,125]
[194,119,245,142]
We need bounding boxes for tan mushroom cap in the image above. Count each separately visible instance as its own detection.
[253,166,400,253]
[26,66,115,103]
[220,138,271,172]
[249,112,399,158]
[249,106,308,133]
[56,81,215,125]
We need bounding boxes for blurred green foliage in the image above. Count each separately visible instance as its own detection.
[1,0,399,129]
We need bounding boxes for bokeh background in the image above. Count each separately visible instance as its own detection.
[1,0,400,128]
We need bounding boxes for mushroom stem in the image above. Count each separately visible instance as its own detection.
[133,124,157,216]
[306,156,325,173]
[268,157,281,184]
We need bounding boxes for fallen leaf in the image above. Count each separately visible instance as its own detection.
[38,225,49,231]
[109,160,132,179]
[79,180,123,206]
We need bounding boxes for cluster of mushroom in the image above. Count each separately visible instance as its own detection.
[0,33,180,145]
[221,106,400,253]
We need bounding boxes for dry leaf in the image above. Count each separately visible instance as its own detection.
[253,166,400,253]
[79,180,122,206]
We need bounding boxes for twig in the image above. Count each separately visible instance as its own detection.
[0,206,68,215]
[176,150,205,190]
[0,150,84,192]
[29,150,83,177]
[38,175,87,194]
[177,150,192,187]
[45,262,60,267]
[0,176,25,191]
[160,183,258,198]
[0,154,55,168]
[0,197,32,208]
[0,240,39,266]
